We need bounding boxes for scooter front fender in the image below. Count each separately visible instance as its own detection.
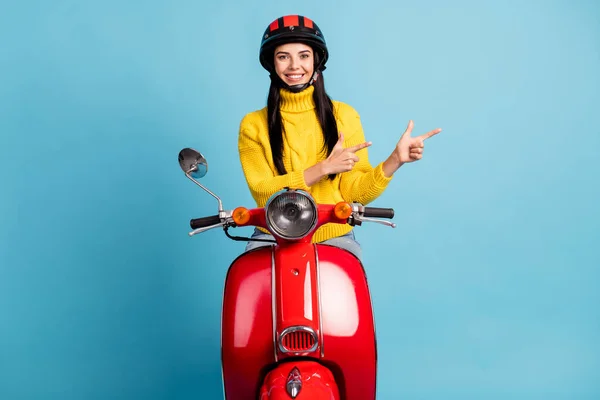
[259,360,340,400]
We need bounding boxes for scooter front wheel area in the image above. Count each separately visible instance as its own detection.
[258,360,340,400]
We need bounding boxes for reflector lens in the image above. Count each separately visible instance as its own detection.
[334,202,352,219]
[232,207,250,225]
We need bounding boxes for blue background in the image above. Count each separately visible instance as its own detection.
[1,1,599,399]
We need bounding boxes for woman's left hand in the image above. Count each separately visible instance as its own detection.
[383,120,442,176]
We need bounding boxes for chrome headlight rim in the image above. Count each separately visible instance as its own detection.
[265,189,318,240]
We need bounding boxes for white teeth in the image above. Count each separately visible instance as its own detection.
[287,75,303,79]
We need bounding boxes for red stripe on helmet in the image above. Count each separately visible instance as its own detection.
[303,17,314,29]
[269,19,279,31]
[283,15,299,27]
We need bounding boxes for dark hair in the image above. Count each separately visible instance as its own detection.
[267,56,338,180]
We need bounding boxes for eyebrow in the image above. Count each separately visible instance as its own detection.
[275,50,312,56]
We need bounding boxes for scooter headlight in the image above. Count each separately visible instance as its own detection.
[265,190,317,240]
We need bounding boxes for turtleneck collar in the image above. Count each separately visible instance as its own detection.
[279,85,316,113]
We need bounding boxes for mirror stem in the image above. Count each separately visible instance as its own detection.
[185,172,224,212]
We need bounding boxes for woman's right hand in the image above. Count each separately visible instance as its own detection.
[322,132,372,175]
[303,132,371,186]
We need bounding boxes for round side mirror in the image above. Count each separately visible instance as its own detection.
[178,148,207,179]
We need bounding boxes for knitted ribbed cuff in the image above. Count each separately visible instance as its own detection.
[373,162,394,186]
[288,171,311,192]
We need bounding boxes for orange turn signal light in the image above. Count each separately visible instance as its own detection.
[334,202,353,219]
[232,207,251,225]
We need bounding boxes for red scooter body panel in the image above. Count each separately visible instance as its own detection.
[316,244,377,400]
[273,243,321,360]
[221,246,275,400]
[221,204,376,399]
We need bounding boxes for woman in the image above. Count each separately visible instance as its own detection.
[238,15,441,258]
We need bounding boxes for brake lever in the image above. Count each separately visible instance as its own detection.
[349,215,396,228]
[359,216,396,228]
[188,221,226,237]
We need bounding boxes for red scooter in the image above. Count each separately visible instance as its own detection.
[178,148,396,399]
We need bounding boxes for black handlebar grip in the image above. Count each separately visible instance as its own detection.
[190,215,221,229]
[363,207,395,219]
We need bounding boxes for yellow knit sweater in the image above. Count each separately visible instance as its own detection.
[238,85,393,243]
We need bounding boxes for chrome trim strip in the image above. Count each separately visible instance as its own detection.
[271,246,278,362]
[278,326,319,354]
[315,244,324,358]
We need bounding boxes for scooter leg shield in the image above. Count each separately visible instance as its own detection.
[259,361,340,400]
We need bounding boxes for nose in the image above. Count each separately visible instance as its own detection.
[289,57,300,70]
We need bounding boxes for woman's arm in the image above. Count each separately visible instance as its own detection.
[238,127,312,205]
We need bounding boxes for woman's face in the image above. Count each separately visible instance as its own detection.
[273,43,314,86]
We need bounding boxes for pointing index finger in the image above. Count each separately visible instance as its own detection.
[347,141,372,153]
[420,128,442,140]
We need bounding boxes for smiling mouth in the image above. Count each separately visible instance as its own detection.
[285,74,305,81]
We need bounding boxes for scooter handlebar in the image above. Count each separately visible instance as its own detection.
[188,205,394,232]
[190,215,221,229]
[363,207,395,219]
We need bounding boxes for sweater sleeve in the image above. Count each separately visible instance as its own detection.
[238,113,310,207]
[336,103,393,205]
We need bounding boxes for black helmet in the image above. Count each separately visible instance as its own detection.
[259,15,329,92]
